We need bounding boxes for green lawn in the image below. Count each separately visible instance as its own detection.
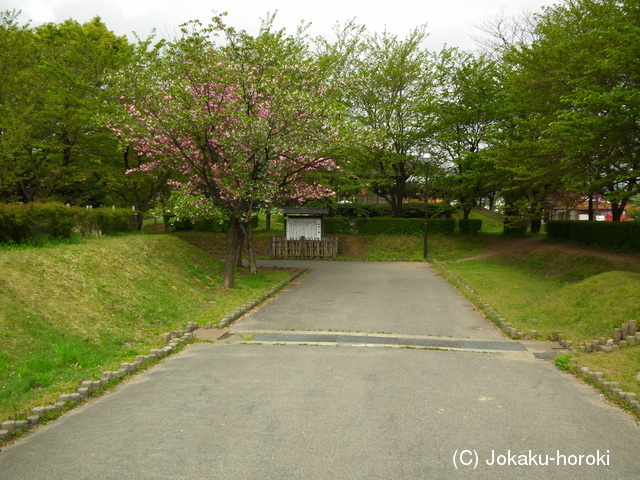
[0,233,291,419]
[447,260,640,341]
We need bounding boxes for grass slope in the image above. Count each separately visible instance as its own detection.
[446,244,640,341]
[0,234,290,419]
[527,271,640,339]
[440,234,640,405]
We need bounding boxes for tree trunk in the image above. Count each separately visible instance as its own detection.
[124,146,145,231]
[389,178,406,218]
[588,194,594,221]
[391,197,403,218]
[462,206,472,219]
[610,199,627,222]
[530,218,542,234]
[487,193,496,212]
[222,217,243,288]
[244,222,257,274]
[236,230,245,267]
[265,211,271,231]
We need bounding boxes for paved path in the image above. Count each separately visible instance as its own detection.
[1,262,638,479]
[236,261,501,338]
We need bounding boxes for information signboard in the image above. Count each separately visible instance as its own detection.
[286,217,322,240]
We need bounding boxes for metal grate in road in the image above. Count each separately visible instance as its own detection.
[337,335,399,345]
[458,340,527,351]
[533,351,560,359]
[401,338,461,348]
[249,333,526,351]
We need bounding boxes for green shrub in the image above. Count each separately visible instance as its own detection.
[503,215,529,236]
[324,217,350,234]
[546,220,640,251]
[458,219,482,234]
[0,203,135,244]
[555,353,573,371]
[193,218,229,232]
[402,202,456,219]
[92,208,136,234]
[428,218,457,235]
[333,203,392,218]
[332,202,455,219]
[355,217,455,235]
[0,204,30,243]
[545,220,571,239]
[164,214,257,232]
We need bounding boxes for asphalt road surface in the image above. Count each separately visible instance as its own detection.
[1,261,638,479]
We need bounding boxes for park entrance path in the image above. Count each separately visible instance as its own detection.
[0,261,638,479]
[234,261,503,338]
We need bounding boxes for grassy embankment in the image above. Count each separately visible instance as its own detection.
[0,232,291,420]
[439,226,640,405]
[2,211,638,420]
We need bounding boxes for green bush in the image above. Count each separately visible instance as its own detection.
[458,219,482,234]
[0,204,31,243]
[546,220,640,251]
[401,202,456,219]
[545,219,571,239]
[355,217,455,235]
[165,214,257,232]
[0,203,135,244]
[428,218,457,235]
[92,208,136,234]
[332,202,455,219]
[333,203,392,218]
[193,218,229,232]
[324,217,351,234]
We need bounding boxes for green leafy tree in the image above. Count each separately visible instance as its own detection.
[542,0,640,220]
[494,0,640,223]
[110,16,341,287]
[0,14,133,204]
[427,49,504,219]
[321,24,435,217]
[0,11,39,201]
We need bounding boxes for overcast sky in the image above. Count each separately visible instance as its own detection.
[3,0,560,51]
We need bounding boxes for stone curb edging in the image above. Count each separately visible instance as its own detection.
[0,333,193,444]
[431,260,538,341]
[576,320,638,353]
[208,268,306,329]
[571,360,640,417]
[0,268,306,444]
[432,260,640,351]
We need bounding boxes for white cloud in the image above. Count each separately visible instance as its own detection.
[2,0,559,50]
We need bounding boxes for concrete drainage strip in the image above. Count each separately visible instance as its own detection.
[245,332,528,352]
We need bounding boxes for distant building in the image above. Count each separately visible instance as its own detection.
[550,195,628,221]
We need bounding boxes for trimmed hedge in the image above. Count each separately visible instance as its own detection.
[0,203,135,244]
[331,202,455,219]
[355,217,456,236]
[546,220,640,251]
[333,203,392,218]
[401,202,456,219]
[165,215,258,232]
[324,216,351,234]
[458,219,482,235]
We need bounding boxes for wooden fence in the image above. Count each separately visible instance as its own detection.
[269,236,338,259]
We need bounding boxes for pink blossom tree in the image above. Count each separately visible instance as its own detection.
[110,17,340,287]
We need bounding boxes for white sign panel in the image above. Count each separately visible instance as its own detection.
[286,218,322,240]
